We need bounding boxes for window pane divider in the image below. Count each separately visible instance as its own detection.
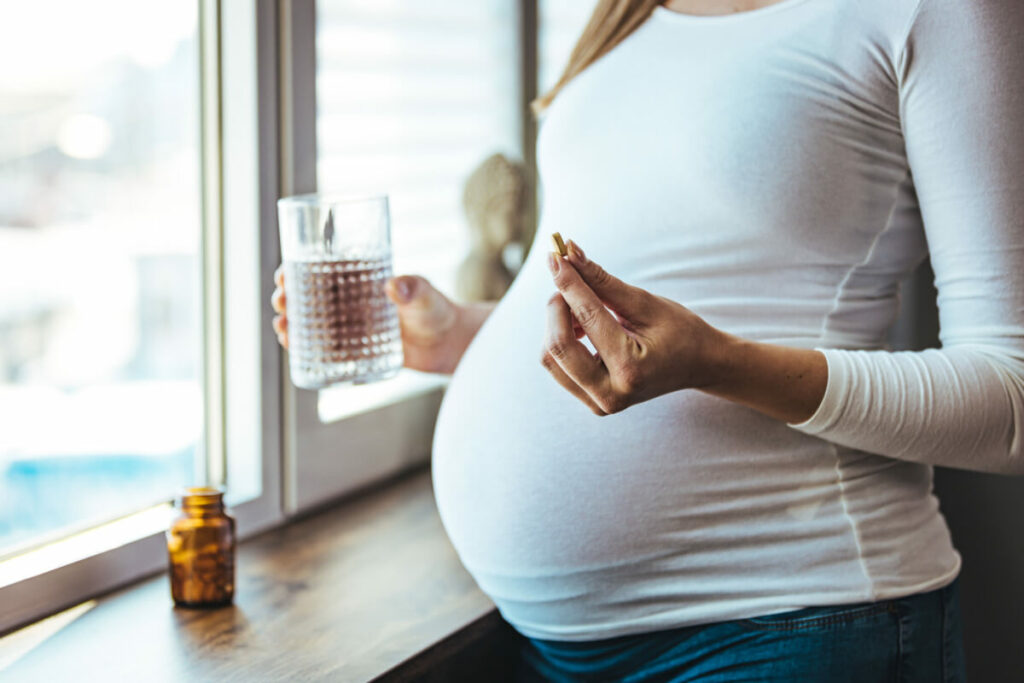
[200,0,227,486]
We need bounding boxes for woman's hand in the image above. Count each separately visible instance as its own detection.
[271,266,490,375]
[541,240,730,415]
[541,241,828,422]
[382,275,481,374]
[271,266,290,348]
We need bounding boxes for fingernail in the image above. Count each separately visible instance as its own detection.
[547,251,560,275]
[568,240,586,265]
[396,278,413,302]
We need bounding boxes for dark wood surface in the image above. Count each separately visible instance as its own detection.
[374,610,522,683]
[4,469,501,682]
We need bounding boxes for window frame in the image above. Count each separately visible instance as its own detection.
[0,0,284,635]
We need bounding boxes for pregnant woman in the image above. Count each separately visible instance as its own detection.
[273,0,1024,679]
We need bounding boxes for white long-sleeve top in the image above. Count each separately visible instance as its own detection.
[431,0,1024,641]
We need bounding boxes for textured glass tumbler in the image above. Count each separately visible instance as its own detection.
[278,194,404,389]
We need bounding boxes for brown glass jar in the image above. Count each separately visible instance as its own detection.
[167,487,236,607]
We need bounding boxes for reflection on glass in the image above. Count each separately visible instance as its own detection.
[0,1,202,556]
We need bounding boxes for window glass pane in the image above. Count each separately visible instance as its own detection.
[314,0,519,419]
[315,0,520,298]
[0,1,202,555]
[538,1,595,94]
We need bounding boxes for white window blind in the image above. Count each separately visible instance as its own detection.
[316,0,520,298]
[538,0,595,95]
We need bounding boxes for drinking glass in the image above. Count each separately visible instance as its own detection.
[277,194,403,389]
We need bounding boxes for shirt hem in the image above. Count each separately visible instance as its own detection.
[507,565,963,643]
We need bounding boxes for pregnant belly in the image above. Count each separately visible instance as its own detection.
[430,264,844,578]
[429,257,956,639]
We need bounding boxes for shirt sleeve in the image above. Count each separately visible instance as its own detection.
[788,0,1024,474]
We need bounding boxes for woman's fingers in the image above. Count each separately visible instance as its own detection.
[271,265,288,348]
[271,286,286,313]
[543,291,611,406]
[548,252,634,368]
[272,314,288,349]
[540,350,606,416]
[564,240,651,324]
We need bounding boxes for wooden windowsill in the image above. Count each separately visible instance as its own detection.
[1,468,518,681]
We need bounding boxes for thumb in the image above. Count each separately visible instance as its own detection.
[387,274,436,305]
[386,275,419,304]
[565,240,650,323]
[386,275,458,336]
[386,275,448,313]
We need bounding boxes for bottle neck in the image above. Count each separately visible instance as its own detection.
[178,487,226,517]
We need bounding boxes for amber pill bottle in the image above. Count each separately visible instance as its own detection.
[167,487,236,607]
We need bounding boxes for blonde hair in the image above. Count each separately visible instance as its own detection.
[532,0,664,114]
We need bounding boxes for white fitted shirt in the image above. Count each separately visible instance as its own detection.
[431,0,1024,641]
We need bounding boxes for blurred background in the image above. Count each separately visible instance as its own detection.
[2,3,1021,680]
[0,1,202,555]
[0,0,591,558]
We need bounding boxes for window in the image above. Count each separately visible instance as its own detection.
[316,0,520,296]
[0,1,202,559]
[281,0,525,512]
[538,1,594,94]
[0,0,282,635]
[315,0,523,421]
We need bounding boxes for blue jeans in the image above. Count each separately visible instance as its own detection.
[517,578,965,682]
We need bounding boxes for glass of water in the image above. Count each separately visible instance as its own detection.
[277,194,404,389]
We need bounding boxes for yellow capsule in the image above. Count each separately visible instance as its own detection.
[551,232,567,257]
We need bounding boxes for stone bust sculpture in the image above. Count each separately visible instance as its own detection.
[456,153,535,302]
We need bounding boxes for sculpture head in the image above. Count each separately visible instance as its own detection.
[462,153,533,253]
